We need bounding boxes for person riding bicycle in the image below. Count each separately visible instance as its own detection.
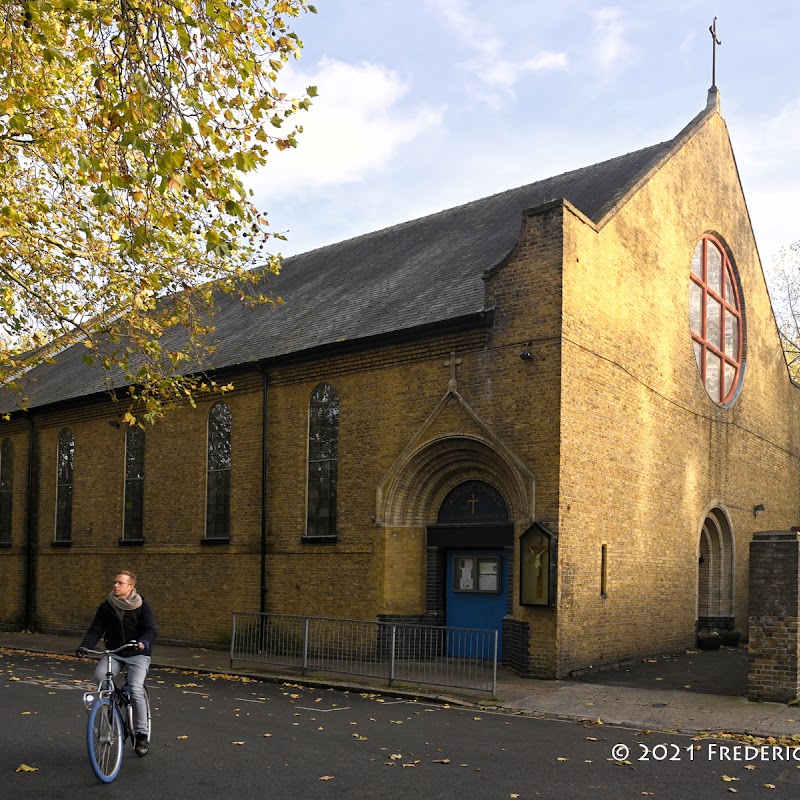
[76,570,157,756]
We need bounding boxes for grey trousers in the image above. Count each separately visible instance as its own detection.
[94,654,151,735]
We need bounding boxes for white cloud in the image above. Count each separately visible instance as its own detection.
[592,7,633,71]
[429,0,568,107]
[249,58,441,198]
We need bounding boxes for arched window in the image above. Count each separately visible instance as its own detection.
[206,401,232,540]
[306,383,338,540]
[0,438,12,545]
[55,428,74,542]
[123,426,145,542]
[690,236,743,405]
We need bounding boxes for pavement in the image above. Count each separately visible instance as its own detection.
[3,630,800,741]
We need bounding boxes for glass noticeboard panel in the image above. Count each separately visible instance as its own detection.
[456,558,474,591]
[453,556,501,593]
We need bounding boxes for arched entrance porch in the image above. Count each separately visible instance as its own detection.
[697,507,735,630]
[377,435,535,662]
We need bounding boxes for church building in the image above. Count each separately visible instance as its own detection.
[1,88,798,678]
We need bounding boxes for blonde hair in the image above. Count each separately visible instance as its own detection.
[115,570,137,585]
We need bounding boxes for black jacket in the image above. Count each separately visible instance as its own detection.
[79,598,157,657]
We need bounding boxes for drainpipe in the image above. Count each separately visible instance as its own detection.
[23,413,36,630]
[260,365,268,616]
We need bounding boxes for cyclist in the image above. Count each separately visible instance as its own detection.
[76,570,157,756]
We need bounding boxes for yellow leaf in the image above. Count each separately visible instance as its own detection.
[231,741,246,745]
[319,775,334,781]
[433,759,451,764]
[764,785,776,790]
[557,757,568,762]
[176,735,189,740]
[16,764,38,773]
[721,775,740,782]
[511,795,520,798]
[263,733,272,737]
[744,765,756,770]
[473,716,482,721]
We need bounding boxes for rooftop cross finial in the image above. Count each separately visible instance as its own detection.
[709,17,721,88]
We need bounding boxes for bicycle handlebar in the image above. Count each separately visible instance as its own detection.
[82,641,141,656]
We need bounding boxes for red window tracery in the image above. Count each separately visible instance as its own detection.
[689,236,742,405]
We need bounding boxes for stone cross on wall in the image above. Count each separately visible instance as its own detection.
[444,350,462,392]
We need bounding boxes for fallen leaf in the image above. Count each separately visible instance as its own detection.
[16,764,38,773]
[433,759,451,764]
[231,741,246,746]
[263,733,272,738]
[557,757,568,762]
[319,775,334,781]
[21,711,31,715]
[176,735,189,740]
[721,776,740,782]
[764,785,776,790]
[390,754,402,760]
[744,765,756,771]
[473,716,482,721]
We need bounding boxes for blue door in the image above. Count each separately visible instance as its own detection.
[445,550,506,659]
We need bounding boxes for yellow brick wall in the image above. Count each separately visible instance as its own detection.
[555,111,800,674]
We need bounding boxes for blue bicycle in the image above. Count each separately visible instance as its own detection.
[82,642,152,783]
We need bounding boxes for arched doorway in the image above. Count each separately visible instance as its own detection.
[429,480,513,658]
[697,507,735,629]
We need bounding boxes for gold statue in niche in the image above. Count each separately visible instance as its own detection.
[520,526,551,606]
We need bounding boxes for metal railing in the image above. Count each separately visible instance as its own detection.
[230,612,498,695]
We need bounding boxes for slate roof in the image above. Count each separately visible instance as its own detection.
[4,116,695,413]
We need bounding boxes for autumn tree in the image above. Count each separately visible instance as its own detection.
[0,0,316,421]
[770,242,800,383]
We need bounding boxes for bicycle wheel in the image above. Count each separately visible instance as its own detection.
[87,698,124,783]
[134,686,152,756]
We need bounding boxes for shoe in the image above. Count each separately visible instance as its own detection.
[135,732,150,756]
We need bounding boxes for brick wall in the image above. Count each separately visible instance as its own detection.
[747,531,800,702]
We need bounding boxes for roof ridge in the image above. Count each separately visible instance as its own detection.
[282,138,675,264]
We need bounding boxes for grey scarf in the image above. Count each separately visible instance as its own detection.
[108,588,143,620]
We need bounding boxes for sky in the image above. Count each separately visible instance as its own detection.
[248,1,800,284]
